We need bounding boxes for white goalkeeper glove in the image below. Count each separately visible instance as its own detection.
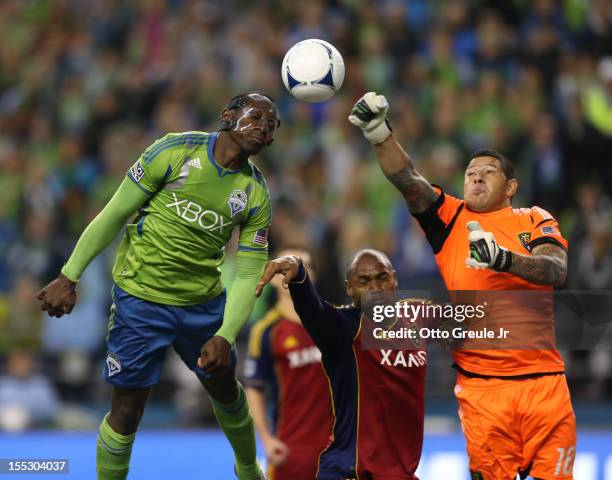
[466,221,513,272]
[348,92,392,144]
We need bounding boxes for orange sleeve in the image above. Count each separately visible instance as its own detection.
[528,206,568,251]
[412,185,465,254]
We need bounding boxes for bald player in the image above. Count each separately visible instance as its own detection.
[256,250,426,480]
[349,92,575,480]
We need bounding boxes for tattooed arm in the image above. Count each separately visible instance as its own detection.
[508,243,568,287]
[373,137,438,214]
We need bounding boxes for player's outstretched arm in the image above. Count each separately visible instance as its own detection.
[258,256,346,349]
[349,92,437,214]
[37,178,148,317]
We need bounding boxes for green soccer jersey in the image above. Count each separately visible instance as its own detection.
[112,131,271,305]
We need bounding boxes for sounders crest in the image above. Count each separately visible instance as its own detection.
[229,190,248,217]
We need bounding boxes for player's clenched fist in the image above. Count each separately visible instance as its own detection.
[198,335,232,374]
[348,92,392,144]
[255,255,303,297]
[466,221,512,272]
[36,274,77,318]
[262,434,289,466]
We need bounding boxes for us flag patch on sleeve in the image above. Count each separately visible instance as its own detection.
[129,161,145,182]
[253,229,269,246]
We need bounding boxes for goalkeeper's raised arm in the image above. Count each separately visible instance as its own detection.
[349,92,437,214]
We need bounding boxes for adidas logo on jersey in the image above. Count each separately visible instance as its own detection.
[188,157,202,169]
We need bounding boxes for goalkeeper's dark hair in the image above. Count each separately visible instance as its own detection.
[470,149,516,180]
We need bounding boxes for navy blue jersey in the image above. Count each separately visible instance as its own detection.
[289,264,426,480]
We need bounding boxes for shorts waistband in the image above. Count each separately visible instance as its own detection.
[453,363,564,380]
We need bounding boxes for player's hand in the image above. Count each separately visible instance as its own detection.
[36,273,77,318]
[255,255,302,297]
[466,221,512,272]
[197,335,232,375]
[262,434,289,466]
[348,92,392,144]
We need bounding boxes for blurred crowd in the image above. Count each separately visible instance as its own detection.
[1,0,612,429]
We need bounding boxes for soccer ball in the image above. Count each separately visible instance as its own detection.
[281,39,345,103]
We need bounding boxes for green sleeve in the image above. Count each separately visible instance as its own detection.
[61,178,149,282]
[215,253,267,344]
[236,186,271,259]
[215,184,271,343]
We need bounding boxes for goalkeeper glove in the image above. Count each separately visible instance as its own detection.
[465,221,513,272]
[348,92,392,144]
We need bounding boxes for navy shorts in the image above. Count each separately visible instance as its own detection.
[103,284,237,388]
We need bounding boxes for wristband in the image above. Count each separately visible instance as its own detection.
[493,248,512,272]
[365,119,393,144]
[289,261,308,284]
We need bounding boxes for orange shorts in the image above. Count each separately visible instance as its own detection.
[454,373,576,479]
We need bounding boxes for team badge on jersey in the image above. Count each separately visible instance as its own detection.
[228,190,248,217]
[283,335,299,349]
[129,161,145,182]
[518,231,531,251]
[106,352,122,377]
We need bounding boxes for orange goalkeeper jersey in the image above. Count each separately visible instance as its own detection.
[413,186,567,376]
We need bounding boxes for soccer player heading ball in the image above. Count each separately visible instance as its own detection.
[37,93,280,480]
[350,92,575,479]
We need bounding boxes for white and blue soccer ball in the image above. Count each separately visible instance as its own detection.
[281,39,345,103]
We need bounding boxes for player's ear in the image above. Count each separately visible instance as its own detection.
[345,278,352,298]
[219,108,234,131]
[391,270,398,289]
[506,178,518,198]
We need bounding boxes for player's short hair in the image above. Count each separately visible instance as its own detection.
[224,92,278,112]
[347,249,393,279]
[220,92,280,131]
[469,149,516,180]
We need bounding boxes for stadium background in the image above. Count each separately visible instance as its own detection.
[0,0,611,478]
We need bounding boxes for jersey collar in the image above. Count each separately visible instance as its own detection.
[208,132,244,177]
[465,205,513,219]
